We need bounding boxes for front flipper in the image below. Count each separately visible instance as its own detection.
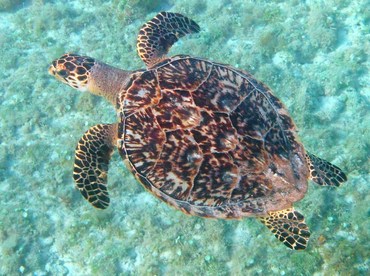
[306,152,347,187]
[137,11,200,67]
[73,124,117,209]
[258,208,310,250]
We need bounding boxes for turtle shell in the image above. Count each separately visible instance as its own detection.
[117,55,309,219]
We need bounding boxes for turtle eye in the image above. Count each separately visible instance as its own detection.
[57,69,69,78]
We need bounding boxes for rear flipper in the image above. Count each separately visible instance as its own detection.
[258,208,310,250]
[306,152,347,187]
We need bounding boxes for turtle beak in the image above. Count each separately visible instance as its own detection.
[48,64,64,83]
[48,65,56,76]
[48,63,69,83]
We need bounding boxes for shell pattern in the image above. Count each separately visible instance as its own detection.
[117,55,309,218]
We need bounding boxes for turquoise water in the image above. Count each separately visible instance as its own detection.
[0,0,369,275]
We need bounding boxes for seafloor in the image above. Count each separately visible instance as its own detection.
[0,0,368,275]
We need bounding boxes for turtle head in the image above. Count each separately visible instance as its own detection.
[48,53,96,92]
[49,53,131,105]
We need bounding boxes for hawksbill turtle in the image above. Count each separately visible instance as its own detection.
[48,12,347,250]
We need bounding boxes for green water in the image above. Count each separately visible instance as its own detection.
[0,0,368,275]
